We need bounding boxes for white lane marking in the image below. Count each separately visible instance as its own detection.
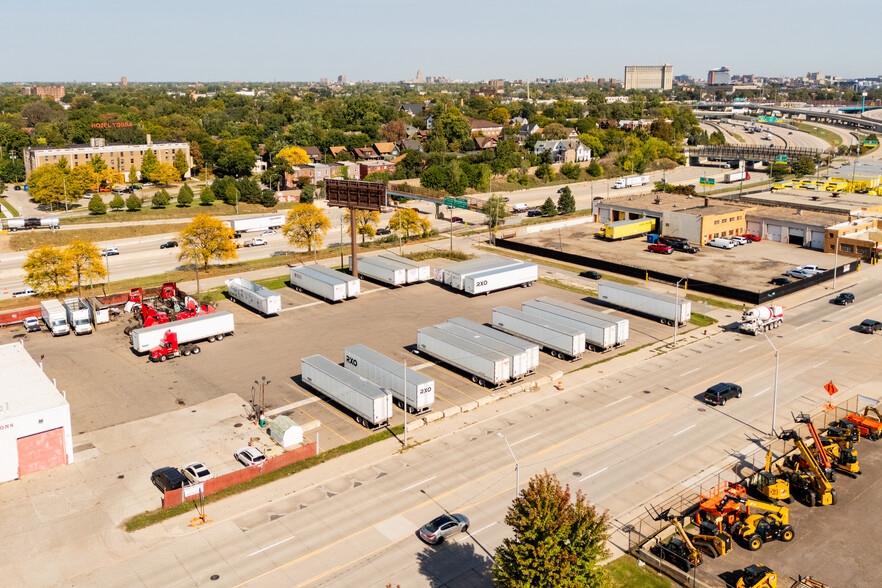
[795,322,812,330]
[812,360,828,369]
[865,338,876,344]
[578,467,608,483]
[456,522,497,542]
[754,387,771,397]
[278,301,322,313]
[739,345,757,353]
[680,368,700,377]
[673,424,696,437]
[411,362,434,370]
[511,433,540,446]
[604,395,632,408]
[248,535,296,557]
[397,476,437,494]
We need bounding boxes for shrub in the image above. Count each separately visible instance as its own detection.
[88,194,107,215]
[125,194,142,211]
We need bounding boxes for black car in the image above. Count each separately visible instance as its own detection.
[832,292,855,305]
[769,277,791,286]
[670,241,700,254]
[376,228,391,235]
[451,216,464,223]
[14,185,22,190]
[233,232,242,239]
[579,270,602,280]
[527,210,542,217]
[151,467,187,492]
[704,382,742,406]
[859,319,882,334]
[159,241,179,249]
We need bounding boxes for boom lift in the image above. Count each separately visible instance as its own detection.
[794,414,836,479]
[695,481,748,530]
[729,499,795,551]
[648,508,706,571]
[778,430,836,507]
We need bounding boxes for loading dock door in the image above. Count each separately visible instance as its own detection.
[788,227,805,246]
[17,428,66,478]
[746,221,762,236]
[809,231,825,250]
[767,224,782,242]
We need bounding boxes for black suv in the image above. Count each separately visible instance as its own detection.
[670,241,700,254]
[832,292,854,305]
[859,319,882,334]
[151,467,187,492]
[704,382,742,406]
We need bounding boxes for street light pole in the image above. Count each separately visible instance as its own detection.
[832,234,841,290]
[497,432,519,499]
[403,359,408,447]
[673,276,690,347]
[762,332,780,435]
[448,205,454,252]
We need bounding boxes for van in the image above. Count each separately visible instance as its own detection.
[512,203,529,213]
[704,383,742,406]
[707,238,735,249]
[12,288,36,298]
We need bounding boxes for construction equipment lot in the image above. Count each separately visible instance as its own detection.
[699,434,882,586]
[0,276,692,449]
[510,222,835,292]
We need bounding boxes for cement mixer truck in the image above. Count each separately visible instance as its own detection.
[739,306,783,335]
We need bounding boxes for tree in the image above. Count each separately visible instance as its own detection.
[543,123,568,140]
[140,149,159,181]
[90,155,107,173]
[178,215,238,290]
[128,164,139,184]
[282,203,331,256]
[152,189,171,208]
[214,138,257,178]
[108,193,125,210]
[65,240,106,298]
[199,186,216,206]
[276,146,310,166]
[488,107,510,125]
[177,184,194,206]
[259,189,278,208]
[23,246,74,296]
[125,194,142,211]
[189,141,205,176]
[482,195,508,228]
[791,156,815,176]
[98,168,125,188]
[343,208,380,243]
[709,130,726,146]
[225,184,239,208]
[557,187,576,214]
[173,149,189,179]
[88,193,107,215]
[380,120,407,142]
[560,162,581,180]
[300,184,315,203]
[388,208,431,239]
[770,163,789,180]
[155,163,181,185]
[492,471,610,588]
[0,180,5,195]
[535,163,555,182]
[433,107,471,147]
[540,197,558,217]
[587,160,603,178]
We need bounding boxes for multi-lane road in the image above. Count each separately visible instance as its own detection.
[56,265,882,587]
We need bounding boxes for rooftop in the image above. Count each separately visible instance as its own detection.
[601,193,751,214]
[0,342,69,422]
[25,140,186,152]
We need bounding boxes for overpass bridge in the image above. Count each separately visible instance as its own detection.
[684,144,821,167]
[698,101,882,134]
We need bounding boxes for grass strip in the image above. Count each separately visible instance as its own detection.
[403,249,473,262]
[569,341,654,373]
[539,277,596,298]
[8,223,190,251]
[689,313,717,327]
[124,424,406,532]
[607,553,673,588]
[61,201,296,226]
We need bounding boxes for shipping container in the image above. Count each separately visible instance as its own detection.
[440,256,522,289]
[596,281,691,325]
[344,344,434,414]
[464,262,538,295]
[223,214,285,233]
[446,317,540,371]
[301,354,393,427]
[378,252,431,282]
[529,296,629,346]
[416,326,510,387]
[491,307,585,360]
[289,266,348,302]
[130,311,235,353]
[306,264,360,297]
[348,256,406,287]
[521,300,616,352]
[436,321,530,379]
[226,277,282,315]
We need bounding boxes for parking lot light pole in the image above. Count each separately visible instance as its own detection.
[673,274,692,347]
[497,432,519,499]
[448,205,454,252]
[761,332,780,435]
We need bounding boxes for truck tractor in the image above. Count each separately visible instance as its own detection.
[739,306,783,335]
[729,499,795,551]
[149,331,202,362]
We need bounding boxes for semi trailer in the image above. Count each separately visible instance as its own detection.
[301,354,393,427]
[226,277,282,316]
[597,281,691,326]
[463,262,538,295]
[130,311,234,356]
[289,266,348,302]
[520,299,616,352]
[343,344,434,414]
[491,306,585,360]
[416,326,510,387]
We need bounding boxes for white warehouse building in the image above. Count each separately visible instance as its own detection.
[0,342,74,483]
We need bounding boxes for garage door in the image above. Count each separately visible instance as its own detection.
[17,428,66,478]
[809,231,825,250]
[767,224,782,242]
[788,227,805,246]
[746,221,762,236]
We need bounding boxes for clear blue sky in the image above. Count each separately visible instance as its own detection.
[5,0,879,82]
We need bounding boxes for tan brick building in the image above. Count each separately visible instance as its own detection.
[23,135,191,180]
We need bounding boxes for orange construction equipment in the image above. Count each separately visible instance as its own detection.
[794,414,835,478]
[846,407,882,441]
[695,481,748,530]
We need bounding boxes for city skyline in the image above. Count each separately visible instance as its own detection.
[3,0,881,83]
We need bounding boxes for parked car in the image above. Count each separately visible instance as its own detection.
[376,228,391,235]
[795,265,825,276]
[730,236,749,245]
[647,243,673,255]
[233,232,242,239]
[151,467,187,492]
[182,462,214,484]
[100,247,120,256]
[527,210,543,217]
[235,447,266,467]
[707,238,735,249]
[670,242,700,254]
[451,216,464,223]
[704,382,742,406]
[23,317,41,332]
[740,234,761,242]
[579,270,602,280]
[832,292,855,305]
[859,319,882,334]
[14,185,22,190]
[785,269,811,279]
[418,513,469,545]
[12,288,36,298]
[159,241,179,249]
[769,277,792,286]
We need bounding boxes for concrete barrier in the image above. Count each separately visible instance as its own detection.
[477,395,494,406]
[406,420,424,432]
[424,411,443,423]
[442,406,462,418]
[461,401,478,412]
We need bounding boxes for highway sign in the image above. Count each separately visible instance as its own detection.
[443,197,468,209]
[699,177,715,186]
[775,155,788,163]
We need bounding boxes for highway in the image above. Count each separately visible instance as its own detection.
[62,266,882,587]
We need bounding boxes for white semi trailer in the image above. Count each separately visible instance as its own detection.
[301,354,393,428]
[226,277,282,315]
[343,344,434,414]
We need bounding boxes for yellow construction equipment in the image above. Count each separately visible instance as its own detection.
[736,564,777,588]
[752,450,791,504]
[690,519,733,559]
[648,507,705,571]
[779,430,836,507]
[729,499,795,551]
[822,427,861,476]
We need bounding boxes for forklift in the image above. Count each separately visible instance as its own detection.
[779,430,836,507]
[729,498,795,551]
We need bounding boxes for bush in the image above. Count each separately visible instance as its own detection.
[535,163,555,182]
[108,194,125,210]
[88,194,107,215]
[125,194,142,211]
[300,184,315,203]
[540,197,557,217]
[587,160,603,178]
[199,186,215,206]
[560,162,582,180]
[151,189,171,208]
[176,184,194,206]
[260,189,278,208]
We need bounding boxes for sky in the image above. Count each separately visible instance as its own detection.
[4,0,880,83]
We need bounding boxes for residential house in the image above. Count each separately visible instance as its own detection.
[465,117,503,138]
[562,127,579,139]
[373,142,401,161]
[358,160,396,180]
[329,146,348,159]
[284,163,342,187]
[303,146,322,162]
[399,103,427,117]
[405,125,419,139]
[518,122,541,143]
[510,116,529,127]
[533,140,591,163]
[353,146,380,160]
[397,139,422,152]
[474,136,497,150]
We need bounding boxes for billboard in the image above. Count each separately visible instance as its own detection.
[325,179,388,211]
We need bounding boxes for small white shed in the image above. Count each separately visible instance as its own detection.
[268,415,303,448]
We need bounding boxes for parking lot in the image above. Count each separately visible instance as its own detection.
[510,222,836,291]
[0,269,692,451]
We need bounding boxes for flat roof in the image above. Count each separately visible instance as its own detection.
[0,342,69,421]
[599,193,751,215]
[745,206,844,227]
